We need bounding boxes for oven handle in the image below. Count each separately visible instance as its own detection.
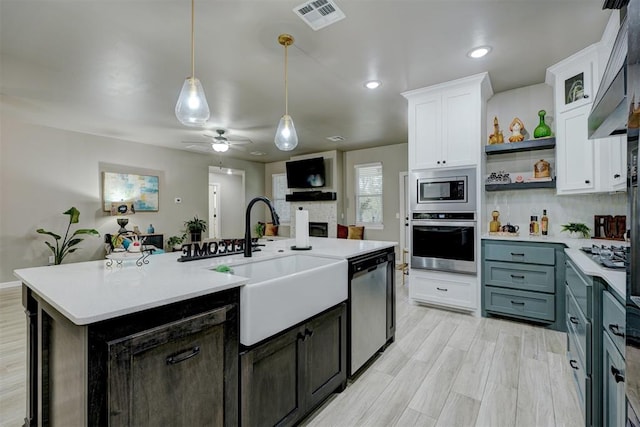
[412,220,477,228]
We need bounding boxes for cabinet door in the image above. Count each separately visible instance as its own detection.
[602,333,625,427]
[607,136,627,192]
[554,52,597,114]
[240,326,305,427]
[442,85,477,168]
[304,303,347,410]
[410,93,443,169]
[556,104,595,193]
[108,304,235,427]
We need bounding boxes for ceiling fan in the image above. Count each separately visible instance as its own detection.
[182,129,252,153]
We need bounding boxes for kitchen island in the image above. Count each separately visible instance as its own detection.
[15,237,396,426]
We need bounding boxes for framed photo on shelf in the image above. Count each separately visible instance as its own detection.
[102,172,159,212]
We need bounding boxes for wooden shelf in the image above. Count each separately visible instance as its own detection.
[485,179,556,192]
[485,137,555,155]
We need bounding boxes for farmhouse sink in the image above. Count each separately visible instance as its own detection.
[227,254,348,346]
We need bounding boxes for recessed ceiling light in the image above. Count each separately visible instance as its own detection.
[364,80,381,89]
[250,151,266,156]
[467,46,492,59]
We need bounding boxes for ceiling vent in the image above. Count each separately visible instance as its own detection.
[293,0,346,31]
[326,135,345,142]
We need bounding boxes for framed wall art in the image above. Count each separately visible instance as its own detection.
[102,172,159,212]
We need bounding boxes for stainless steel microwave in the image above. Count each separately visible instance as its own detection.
[411,167,476,212]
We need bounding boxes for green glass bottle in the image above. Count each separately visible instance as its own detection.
[533,110,552,138]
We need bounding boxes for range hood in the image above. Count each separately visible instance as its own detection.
[588,13,628,139]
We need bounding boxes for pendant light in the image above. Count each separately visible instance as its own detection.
[274,34,298,151]
[175,0,210,127]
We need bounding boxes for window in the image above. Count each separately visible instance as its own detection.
[272,173,290,224]
[355,162,383,228]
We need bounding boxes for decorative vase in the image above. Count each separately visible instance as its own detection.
[533,110,552,138]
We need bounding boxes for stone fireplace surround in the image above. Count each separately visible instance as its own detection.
[290,201,337,238]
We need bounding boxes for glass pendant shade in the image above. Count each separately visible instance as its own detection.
[211,142,229,152]
[274,114,298,151]
[175,77,210,126]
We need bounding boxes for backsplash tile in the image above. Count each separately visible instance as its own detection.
[483,190,626,237]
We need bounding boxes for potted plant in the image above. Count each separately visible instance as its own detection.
[167,234,187,251]
[37,207,100,265]
[561,222,591,238]
[184,216,207,242]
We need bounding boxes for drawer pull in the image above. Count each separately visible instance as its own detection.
[510,274,525,279]
[436,287,448,292]
[510,300,525,305]
[611,366,625,383]
[614,174,621,179]
[569,360,579,370]
[510,252,525,257]
[569,316,579,325]
[608,324,625,338]
[166,345,200,365]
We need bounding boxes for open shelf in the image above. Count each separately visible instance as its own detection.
[485,179,556,192]
[485,137,555,155]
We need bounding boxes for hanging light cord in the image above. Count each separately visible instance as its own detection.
[190,0,195,79]
[284,41,289,116]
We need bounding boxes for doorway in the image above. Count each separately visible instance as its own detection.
[208,166,245,239]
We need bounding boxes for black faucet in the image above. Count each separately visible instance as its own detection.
[244,196,280,257]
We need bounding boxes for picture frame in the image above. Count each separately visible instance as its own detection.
[102,172,159,212]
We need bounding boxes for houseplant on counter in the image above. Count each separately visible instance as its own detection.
[560,222,591,238]
[184,216,207,242]
[37,207,100,265]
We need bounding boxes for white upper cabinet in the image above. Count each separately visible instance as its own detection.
[555,104,596,193]
[547,45,599,115]
[403,73,493,171]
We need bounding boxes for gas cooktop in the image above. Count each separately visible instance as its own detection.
[579,244,628,270]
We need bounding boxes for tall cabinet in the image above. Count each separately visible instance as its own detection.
[402,73,492,313]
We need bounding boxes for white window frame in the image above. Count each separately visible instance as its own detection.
[272,173,290,224]
[354,162,383,230]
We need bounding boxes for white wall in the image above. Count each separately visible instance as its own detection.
[0,118,265,282]
[483,84,626,235]
[344,144,408,251]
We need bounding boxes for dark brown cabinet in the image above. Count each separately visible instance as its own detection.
[23,287,239,426]
[240,303,347,427]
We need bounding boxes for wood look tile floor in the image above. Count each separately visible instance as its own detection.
[0,272,584,427]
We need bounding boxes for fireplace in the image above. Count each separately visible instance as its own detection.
[309,222,328,238]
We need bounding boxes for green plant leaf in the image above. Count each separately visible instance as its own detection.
[72,229,100,237]
[36,229,61,240]
[44,241,56,254]
[64,207,81,224]
[66,238,84,248]
[67,248,79,253]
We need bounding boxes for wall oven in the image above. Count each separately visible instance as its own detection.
[411,167,476,212]
[411,212,477,274]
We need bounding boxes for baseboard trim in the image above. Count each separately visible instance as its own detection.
[0,281,20,289]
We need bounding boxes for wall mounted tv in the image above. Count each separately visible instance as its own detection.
[285,157,326,189]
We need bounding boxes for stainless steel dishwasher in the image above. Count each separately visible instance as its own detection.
[349,250,393,376]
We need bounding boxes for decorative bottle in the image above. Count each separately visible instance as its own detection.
[530,216,539,235]
[147,224,154,234]
[541,210,549,236]
[533,110,552,139]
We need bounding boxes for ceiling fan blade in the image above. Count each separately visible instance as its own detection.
[181,140,209,144]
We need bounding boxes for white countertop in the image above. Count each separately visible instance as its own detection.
[14,237,396,325]
[481,233,626,298]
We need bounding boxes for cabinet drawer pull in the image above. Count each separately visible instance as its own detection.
[614,174,621,179]
[569,359,579,370]
[436,287,448,292]
[583,94,589,99]
[166,345,200,365]
[608,324,625,338]
[437,161,441,164]
[442,160,446,164]
[510,252,525,257]
[611,366,625,383]
[585,180,591,184]
[510,274,525,279]
[569,316,579,325]
[510,300,525,305]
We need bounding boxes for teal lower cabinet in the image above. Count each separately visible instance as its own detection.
[481,239,566,331]
[601,288,626,427]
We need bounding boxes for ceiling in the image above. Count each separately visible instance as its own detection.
[0,1,612,163]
